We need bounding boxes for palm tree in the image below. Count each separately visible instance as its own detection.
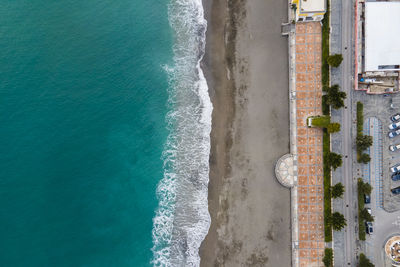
[330,212,346,231]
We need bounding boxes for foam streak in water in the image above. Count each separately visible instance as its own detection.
[151,0,212,266]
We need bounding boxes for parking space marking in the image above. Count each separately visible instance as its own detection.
[363,117,383,208]
[391,216,400,227]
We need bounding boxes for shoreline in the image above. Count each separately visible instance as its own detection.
[200,0,292,265]
[199,0,236,263]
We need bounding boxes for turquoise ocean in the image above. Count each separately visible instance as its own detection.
[0,0,211,266]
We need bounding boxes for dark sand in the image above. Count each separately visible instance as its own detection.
[200,0,292,266]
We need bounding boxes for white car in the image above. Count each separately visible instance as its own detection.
[389,129,400,138]
[390,144,400,151]
[392,113,400,122]
[390,164,400,173]
[389,122,400,130]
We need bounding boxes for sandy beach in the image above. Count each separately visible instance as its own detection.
[199,0,292,266]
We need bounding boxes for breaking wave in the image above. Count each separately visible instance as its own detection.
[151,0,212,266]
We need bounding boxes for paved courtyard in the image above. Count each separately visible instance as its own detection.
[295,22,325,267]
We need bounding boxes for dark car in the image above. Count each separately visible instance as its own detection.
[389,129,400,138]
[365,221,373,234]
[392,186,400,195]
[392,173,400,181]
[364,194,371,204]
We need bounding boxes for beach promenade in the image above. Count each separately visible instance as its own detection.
[277,22,325,267]
[294,22,325,267]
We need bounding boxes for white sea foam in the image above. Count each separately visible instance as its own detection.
[151,0,212,266]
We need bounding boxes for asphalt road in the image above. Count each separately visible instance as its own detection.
[339,0,357,265]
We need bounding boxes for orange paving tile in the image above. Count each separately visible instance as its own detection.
[295,22,324,267]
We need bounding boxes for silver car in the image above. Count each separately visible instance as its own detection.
[390,144,400,151]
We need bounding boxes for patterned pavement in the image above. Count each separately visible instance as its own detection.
[295,22,325,267]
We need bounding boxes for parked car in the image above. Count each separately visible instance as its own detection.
[391,164,400,173]
[392,186,400,195]
[389,121,400,130]
[391,113,400,122]
[367,208,372,215]
[390,144,400,151]
[365,221,373,234]
[364,194,371,204]
[392,173,400,181]
[389,129,400,138]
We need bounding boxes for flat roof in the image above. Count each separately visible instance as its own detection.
[300,0,325,12]
[365,2,400,71]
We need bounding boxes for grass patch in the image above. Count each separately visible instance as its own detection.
[311,115,331,127]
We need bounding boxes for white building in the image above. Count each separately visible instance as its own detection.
[294,0,326,22]
[364,2,400,72]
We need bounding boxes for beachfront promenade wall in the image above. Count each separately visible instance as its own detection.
[276,22,325,267]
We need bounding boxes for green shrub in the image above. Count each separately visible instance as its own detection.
[356,135,373,151]
[327,122,341,133]
[359,253,374,267]
[359,153,371,164]
[327,54,343,67]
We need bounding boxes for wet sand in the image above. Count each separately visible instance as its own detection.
[199,0,292,266]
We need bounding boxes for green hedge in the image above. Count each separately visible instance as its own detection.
[321,0,330,88]
[357,178,366,241]
[357,102,364,136]
[322,95,329,116]
[323,130,332,241]
[321,0,332,242]
[323,248,333,267]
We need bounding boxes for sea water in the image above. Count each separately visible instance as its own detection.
[0,0,211,266]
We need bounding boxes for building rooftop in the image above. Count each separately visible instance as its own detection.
[300,0,325,12]
[365,2,400,72]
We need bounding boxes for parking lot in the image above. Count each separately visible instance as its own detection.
[356,93,400,265]
[360,94,400,210]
